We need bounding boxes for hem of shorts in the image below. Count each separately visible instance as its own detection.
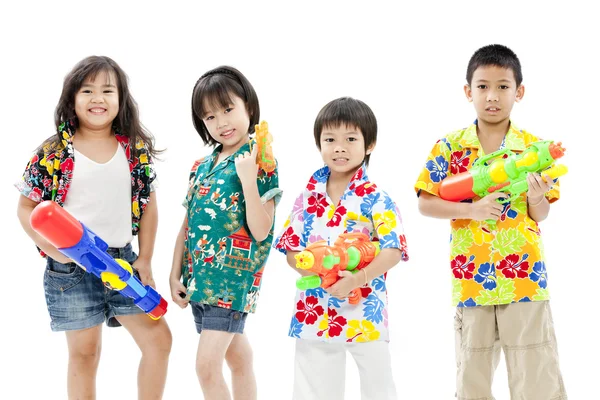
[203,316,245,334]
[188,299,253,314]
[50,312,105,332]
[456,396,495,400]
[106,305,145,327]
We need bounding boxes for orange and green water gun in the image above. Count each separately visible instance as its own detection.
[295,233,380,304]
[253,121,276,173]
[439,140,568,228]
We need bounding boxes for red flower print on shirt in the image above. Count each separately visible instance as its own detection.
[497,254,530,279]
[295,296,324,325]
[317,308,348,338]
[276,226,300,250]
[306,176,317,191]
[353,182,377,197]
[307,194,328,217]
[450,150,471,174]
[451,254,476,279]
[326,206,347,227]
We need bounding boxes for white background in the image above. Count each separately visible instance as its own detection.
[1,1,598,399]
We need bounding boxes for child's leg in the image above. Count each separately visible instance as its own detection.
[225,333,256,400]
[116,314,172,400]
[196,330,236,400]
[455,306,501,400]
[497,301,567,400]
[346,341,397,400]
[65,325,103,400]
[293,339,346,400]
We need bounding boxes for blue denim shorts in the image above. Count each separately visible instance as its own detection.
[190,302,248,334]
[43,243,144,332]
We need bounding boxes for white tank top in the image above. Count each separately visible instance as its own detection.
[63,145,133,247]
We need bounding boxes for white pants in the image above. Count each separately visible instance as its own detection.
[292,339,397,400]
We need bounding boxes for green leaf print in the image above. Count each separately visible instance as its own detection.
[492,228,526,257]
[451,228,474,258]
[504,135,526,151]
[475,277,516,305]
[510,194,527,215]
[452,278,462,305]
[532,288,550,301]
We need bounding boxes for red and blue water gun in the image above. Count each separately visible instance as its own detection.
[30,201,168,320]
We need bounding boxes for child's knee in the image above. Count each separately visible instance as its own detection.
[69,341,102,363]
[140,323,173,356]
[196,358,223,383]
[226,343,253,372]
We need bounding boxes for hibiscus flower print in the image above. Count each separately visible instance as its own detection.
[295,296,324,325]
[474,262,497,290]
[276,226,300,250]
[326,206,347,227]
[497,254,530,279]
[346,319,380,343]
[317,308,348,338]
[451,254,476,279]
[425,155,448,183]
[307,194,328,217]
[450,150,471,174]
[529,261,548,288]
[353,182,377,197]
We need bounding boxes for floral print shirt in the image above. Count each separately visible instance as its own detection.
[274,164,409,343]
[414,121,560,307]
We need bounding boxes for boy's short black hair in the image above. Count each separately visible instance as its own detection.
[466,44,523,86]
[191,66,260,146]
[314,97,377,166]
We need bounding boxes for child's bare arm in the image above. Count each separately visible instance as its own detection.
[136,191,158,287]
[242,182,275,242]
[328,248,403,299]
[526,173,552,222]
[17,195,71,263]
[418,191,506,221]
[169,215,189,308]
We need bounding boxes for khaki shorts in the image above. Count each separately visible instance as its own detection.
[454,301,567,400]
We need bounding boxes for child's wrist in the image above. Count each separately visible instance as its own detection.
[527,194,545,207]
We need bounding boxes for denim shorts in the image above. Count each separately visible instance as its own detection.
[190,302,248,334]
[43,243,144,332]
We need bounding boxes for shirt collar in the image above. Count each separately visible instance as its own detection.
[458,119,527,152]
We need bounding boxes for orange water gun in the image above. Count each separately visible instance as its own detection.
[295,233,380,304]
[253,121,276,173]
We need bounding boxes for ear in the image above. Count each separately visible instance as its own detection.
[464,84,473,102]
[366,142,376,155]
[515,84,525,103]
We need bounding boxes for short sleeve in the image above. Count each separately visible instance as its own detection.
[272,191,305,254]
[182,159,203,209]
[14,149,55,203]
[370,190,409,261]
[257,161,283,207]
[414,138,452,198]
[545,178,560,203]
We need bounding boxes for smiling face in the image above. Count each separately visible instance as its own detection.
[464,65,524,126]
[319,124,373,176]
[74,70,119,131]
[201,93,251,154]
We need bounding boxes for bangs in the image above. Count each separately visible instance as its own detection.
[193,75,244,118]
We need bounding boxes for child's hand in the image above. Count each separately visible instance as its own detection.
[526,173,552,205]
[170,278,189,309]
[132,258,156,288]
[327,271,361,299]
[470,192,506,221]
[234,144,259,187]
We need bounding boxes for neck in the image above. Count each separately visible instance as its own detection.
[476,118,511,139]
[328,166,359,188]
[220,136,249,157]
[75,124,114,141]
